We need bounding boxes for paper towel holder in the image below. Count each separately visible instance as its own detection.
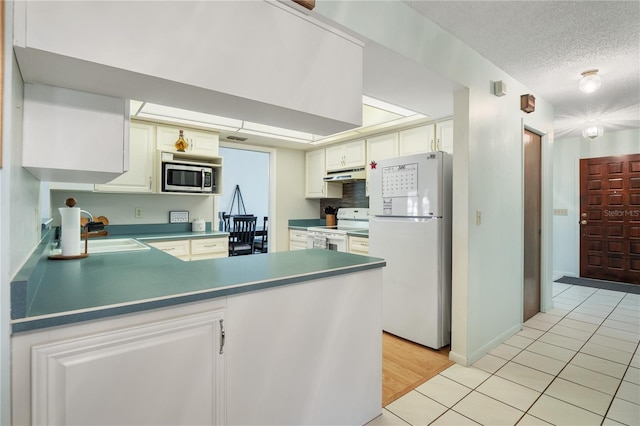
[48,198,94,260]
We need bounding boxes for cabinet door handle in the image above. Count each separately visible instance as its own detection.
[219,319,225,354]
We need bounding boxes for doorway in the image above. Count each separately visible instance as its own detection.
[523,130,541,321]
[217,146,270,228]
[579,154,640,284]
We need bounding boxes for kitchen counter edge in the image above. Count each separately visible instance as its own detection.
[11,231,384,334]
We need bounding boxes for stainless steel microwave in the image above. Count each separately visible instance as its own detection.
[162,161,214,194]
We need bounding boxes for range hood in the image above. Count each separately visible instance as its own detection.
[323,168,367,182]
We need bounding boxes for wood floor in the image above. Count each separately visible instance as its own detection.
[382,332,454,407]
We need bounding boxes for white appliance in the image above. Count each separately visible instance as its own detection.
[369,152,452,349]
[307,208,369,252]
[162,160,215,194]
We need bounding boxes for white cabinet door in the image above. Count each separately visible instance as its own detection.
[22,84,129,183]
[399,124,435,156]
[289,229,309,251]
[343,139,366,169]
[225,270,382,426]
[436,119,454,153]
[325,145,345,171]
[187,129,219,157]
[366,133,399,195]
[348,236,369,255]
[326,140,365,171]
[156,125,219,158]
[367,133,398,164]
[31,311,226,426]
[95,121,155,193]
[305,150,342,199]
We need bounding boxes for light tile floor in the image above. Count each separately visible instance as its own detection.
[368,283,640,425]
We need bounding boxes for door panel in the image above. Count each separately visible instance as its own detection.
[580,154,640,284]
[523,130,541,321]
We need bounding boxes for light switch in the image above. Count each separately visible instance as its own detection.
[476,210,482,225]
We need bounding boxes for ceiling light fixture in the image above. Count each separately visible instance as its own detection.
[582,119,604,139]
[579,69,601,93]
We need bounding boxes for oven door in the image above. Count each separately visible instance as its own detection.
[307,231,347,252]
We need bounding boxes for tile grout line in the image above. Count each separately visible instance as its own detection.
[380,284,639,426]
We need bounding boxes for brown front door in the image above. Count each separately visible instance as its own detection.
[580,154,640,284]
[523,130,541,321]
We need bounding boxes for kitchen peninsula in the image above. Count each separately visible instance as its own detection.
[11,233,385,426]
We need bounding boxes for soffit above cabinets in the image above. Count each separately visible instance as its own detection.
[130,98,432,150]
[13,0,364,136]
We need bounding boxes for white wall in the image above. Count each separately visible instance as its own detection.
[315,1,555,365]
[553,128,640,279]
[272,147,319,252]
[1,5,44,420]
[218,147,269,221]
[49,191,215,227]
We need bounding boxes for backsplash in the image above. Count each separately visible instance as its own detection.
[320,181,369,218]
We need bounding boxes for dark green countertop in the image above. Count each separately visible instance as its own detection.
[11,229,384,333]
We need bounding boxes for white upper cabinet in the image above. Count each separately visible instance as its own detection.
[325,140,366,171]
[436,120,454,153]
[156,126,219,158]
[305,150,342,199]
[399,124,435,156]
[95,122,155,193]
[22,84,129,183]
[366,133,399,165]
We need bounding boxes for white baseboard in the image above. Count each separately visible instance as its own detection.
[449,323,522,367]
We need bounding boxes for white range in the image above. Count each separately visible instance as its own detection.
[306,208,369,252]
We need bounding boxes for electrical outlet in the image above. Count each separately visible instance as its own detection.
[135,207,143,218]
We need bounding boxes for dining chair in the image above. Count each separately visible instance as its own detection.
[253,216,268,253]
[229,216,257,256]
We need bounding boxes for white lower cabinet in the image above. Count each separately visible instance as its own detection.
[12,269,382,426]
[147,237,229,261]
[225,268,382,426]
[147,239,191,261]
[348,236,369,255]
[289,229,308,250]
[191,238,229,260]
[22,307,226,426]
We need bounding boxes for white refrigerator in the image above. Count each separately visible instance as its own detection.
[369,152,452,349]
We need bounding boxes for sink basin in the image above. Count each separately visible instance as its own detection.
[84,238,150,254]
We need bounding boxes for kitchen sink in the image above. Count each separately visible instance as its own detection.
[50,238,150,255]
[84,238,150,253]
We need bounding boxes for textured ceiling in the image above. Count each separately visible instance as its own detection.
[403,0,640,138]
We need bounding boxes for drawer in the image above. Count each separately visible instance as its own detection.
[289,229,308,242]
[147,240,190,258]
[348,236,369,255]
[191,238,228,255]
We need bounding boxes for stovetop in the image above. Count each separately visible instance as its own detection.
[309,208,370,234]
[307,225,366,233]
